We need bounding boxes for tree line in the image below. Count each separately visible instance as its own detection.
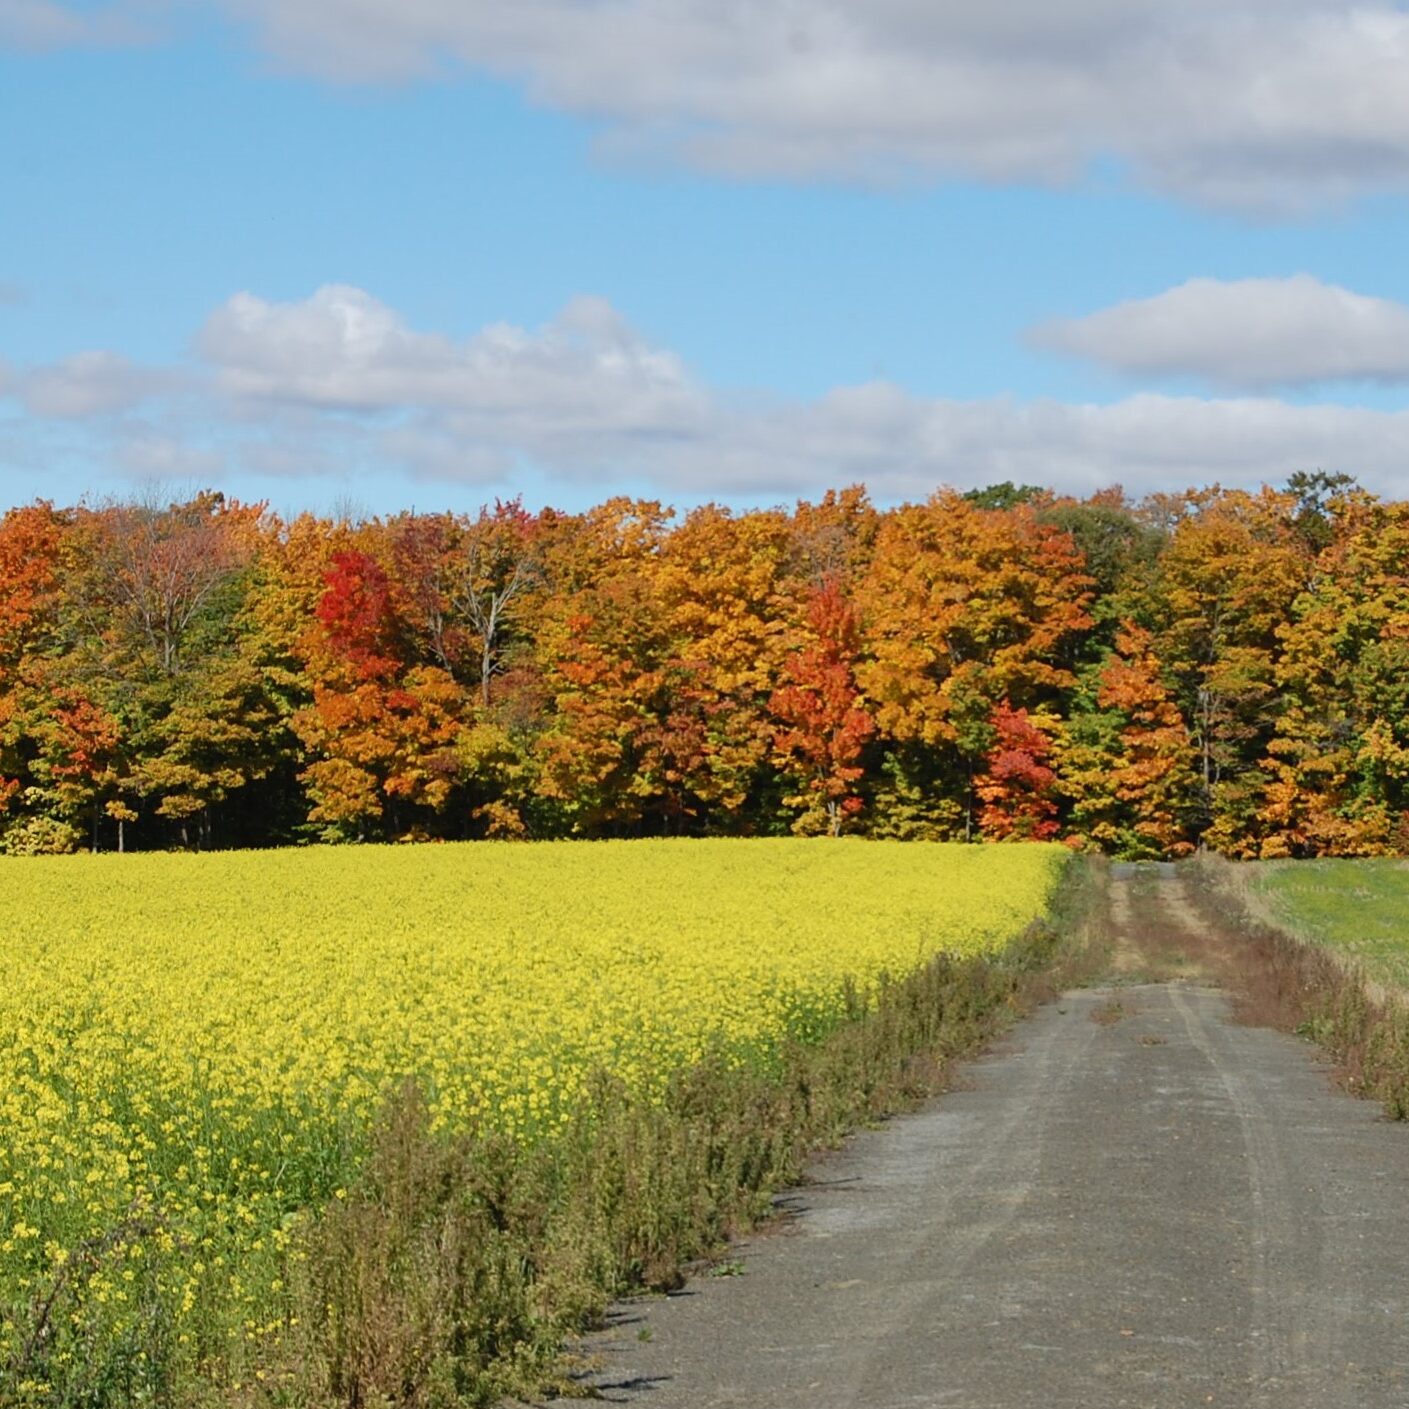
[0,472,1403,858]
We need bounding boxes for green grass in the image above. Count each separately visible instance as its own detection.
[1249,859,1409,990]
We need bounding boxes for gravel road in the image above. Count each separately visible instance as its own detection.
[568,868,1409,1408]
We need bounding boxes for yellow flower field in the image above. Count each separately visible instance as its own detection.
[0,838,1065,1384]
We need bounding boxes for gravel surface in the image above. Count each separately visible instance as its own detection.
[564,871,1409,1408]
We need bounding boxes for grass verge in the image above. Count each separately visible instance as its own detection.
[1239,858,1409,992]
[1185,854,1409,1123]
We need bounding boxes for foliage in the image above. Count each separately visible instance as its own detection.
[769,581,874,835]
[4,476,1409,856]
[975,701,1060,841]
[1058,623,1197,858]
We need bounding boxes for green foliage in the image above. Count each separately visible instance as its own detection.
[962,481,1044,511]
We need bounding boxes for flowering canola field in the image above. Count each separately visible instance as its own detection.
[0,838,1065,1380]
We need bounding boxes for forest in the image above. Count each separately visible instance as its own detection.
[0,471,1403,859]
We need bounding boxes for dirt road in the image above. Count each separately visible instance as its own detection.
[570,866,1409,1407]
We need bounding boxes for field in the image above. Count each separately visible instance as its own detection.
[1245,859,1409,991]
[0,838,1068,1402]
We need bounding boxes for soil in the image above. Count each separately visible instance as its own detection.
[552,863,1409,1408]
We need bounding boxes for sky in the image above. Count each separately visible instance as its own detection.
[3,0,1409,518]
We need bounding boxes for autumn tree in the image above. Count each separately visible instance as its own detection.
[1,683,125,853]
[9,493,276,849]
[787,485,879,588]
[1058,622,1197,857]
[389,502,543,707]
[1136,488,1314,851]
[0,502,65,674]
[1254,491,1409,856]
[974,701,1060,841]
[858,492,1092,838]
[770,580,875,835]
[294,539,469,840]
[1039,489,1165,656]
[532,502,692,833]
[66,492,260,677]
[6,477,1409,856]
[650,504,800,820]
[0,503,67,848]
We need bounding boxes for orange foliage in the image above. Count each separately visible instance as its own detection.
[3,481,1409,856]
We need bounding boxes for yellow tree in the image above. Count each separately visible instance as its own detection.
[1058,623,1197,857]
[1144,488,1314,851]
[857,492,1092,837]
[651,504,802,820]
[1257,492,1409,855]
[532,501,691,832]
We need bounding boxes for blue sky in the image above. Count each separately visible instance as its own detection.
[4,1,1409,517]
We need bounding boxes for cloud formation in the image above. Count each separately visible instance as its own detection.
[1032,275,1409,391]
[15,0,1408,212]
[199,285,706,438]
[191,286,1409,498]
[8,285,1409,503]
[19,350,172,418]
[371,384,1409,504]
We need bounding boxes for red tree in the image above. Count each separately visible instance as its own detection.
[770,581,875,835]
[976,700,1059,840]
[316,550,402,680]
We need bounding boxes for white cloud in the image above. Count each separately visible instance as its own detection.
[20,350,171,418]
[1032,275,1409,390]
[12,2,1409,209]
[11,285,1409,505]
[133,0,1409,211]
[535,388,1409,502]
[199,285,707,438]
[191,285,1409,498]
